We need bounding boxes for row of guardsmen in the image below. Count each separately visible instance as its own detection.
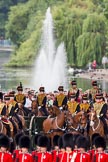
[0,131,108,162]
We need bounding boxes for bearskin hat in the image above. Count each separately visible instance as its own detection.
[39,87,45,92]
[53,135,60,147]
[94,136,106,149]
[62,133,74,149]
[92,81,97,86]
[37,135,50,148]
[19,135,31,148]
[91,133,100,146]
[76,136,88,150]
[58,86,64,91]
[34,134,42,146]
[71,80,77,86]
[14,132,24,146]
[0,134,10,148]
[58,136,63,149]
[0,92,3,100]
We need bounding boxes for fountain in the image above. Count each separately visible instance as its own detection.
[32,7,68,92]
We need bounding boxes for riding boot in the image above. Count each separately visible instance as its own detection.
[14,114,23,129]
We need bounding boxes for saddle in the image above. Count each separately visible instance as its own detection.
[1,117,10,125]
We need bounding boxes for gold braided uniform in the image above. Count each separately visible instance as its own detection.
[67,101,79,114]
[89,88,99,100]
[37,94,46,106]
[80,103,90,112]
[93,101,105,116]
[0,103,6,115]
[15,94,25,104]
[56,94,66,107]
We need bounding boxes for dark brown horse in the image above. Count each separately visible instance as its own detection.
[31,100,45,116]
[47,105,61,117]
[89,111,104,140]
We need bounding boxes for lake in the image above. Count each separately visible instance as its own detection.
[0,51,108,93]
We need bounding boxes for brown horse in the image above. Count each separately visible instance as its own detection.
[89,111,104,140]
[0,120,7,135]
[47,105,61,117]
[31,100,45,116]
[66,111,88,136]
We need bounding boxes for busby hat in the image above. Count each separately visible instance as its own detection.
[53,135,60,147]
[4,95,10,101]
[92,81,97,86]
[69,92,76,98]
[62,133,74,149]
[39,87,45,92]
[14,132,24,146]
[82,94,88,100]
[76,136,88,150]
[19,135,31,148]
[94,136,106,149]
[37,135,49,148]
[71,80,77,86]
[58,86,64,91]
[95,93,102,99]
[34,134,42,146]
[0,135,10,148]
[17,82,23,91]
[9,91,15,97]
[0,92,3,100]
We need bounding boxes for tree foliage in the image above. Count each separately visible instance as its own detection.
[4,0,108,67]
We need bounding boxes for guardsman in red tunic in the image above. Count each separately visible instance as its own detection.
[88,133,100,160]
[92,136,108,162]
[32,134,42,162]
[17,135,33,162]
[54,86,67,111]
[37,135,52,162]
[75,136,91,162]
[37,87,49,116]
[67,92,80,115]
[13,132,24,162]
[61,133,74,162]
[0,134,13,162]
[52,135,60,162]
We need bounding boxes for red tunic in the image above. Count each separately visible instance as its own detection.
[32,151,38,162]
[37,152,52,162]
[92,152,108,162]
[88,149,97,160]
[75,152,91,162]
[0,152,13,162]
[17,152,33,162]
[13,149,22,162]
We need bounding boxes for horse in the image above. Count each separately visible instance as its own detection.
[66,111,88,136]
[88,111,105,140]
[43,111,66,145]
[31,100,45,117]
[0,119,7,135]
[47,105,61,117]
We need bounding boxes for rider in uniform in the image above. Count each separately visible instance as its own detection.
[37,87,48,116]
[54,86,67,111]
[79,94,91,113]
[0,92,7,116]
[67,92,80,114]
[89,80,99,103]
[68,80,80,102]
[14,82,26,106]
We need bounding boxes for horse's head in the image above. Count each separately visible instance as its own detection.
[89,111,97,126]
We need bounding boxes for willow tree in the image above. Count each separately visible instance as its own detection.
[53,5,87,66]
[76,13,106,67]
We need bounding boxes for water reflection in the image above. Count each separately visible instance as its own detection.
[0,51,108,92]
